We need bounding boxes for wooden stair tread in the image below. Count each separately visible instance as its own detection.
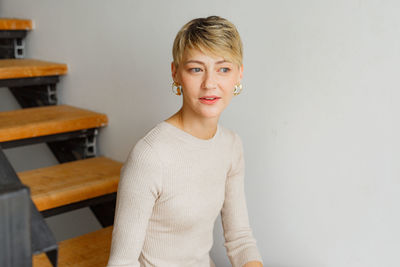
[0,104,108,143]
[0,59,67,79]
[33,226,113,267]
[0,18,33,30]
[19,157,122,211]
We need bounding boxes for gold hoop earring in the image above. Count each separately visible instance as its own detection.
[172,81,182,95]
[233,83,243,96]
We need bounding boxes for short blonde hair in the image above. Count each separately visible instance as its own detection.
[172,15,243,69]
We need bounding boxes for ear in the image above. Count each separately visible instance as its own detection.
[171,61,177,82]
[238,64,244,82]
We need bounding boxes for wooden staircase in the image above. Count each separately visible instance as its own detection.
[0,59,68,79]
[0,18,120,266]
[0,18,33,30]
[33,226,114,267]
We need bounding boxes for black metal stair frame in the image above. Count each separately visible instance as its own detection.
[1,128,98,162]
[0,123,116,227]
[1,76,116,228]
[0,147,58,267]
[0,76,59,107]
[1,19,116,266]
[0,29,28,59]
[0,75,98,162]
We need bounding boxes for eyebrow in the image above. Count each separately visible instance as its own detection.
[184,59,230,65]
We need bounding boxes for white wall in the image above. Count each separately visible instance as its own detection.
[1,0,399,266]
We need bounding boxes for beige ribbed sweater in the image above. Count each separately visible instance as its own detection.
[106,121,263,267]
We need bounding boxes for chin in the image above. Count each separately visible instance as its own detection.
[199,111,222,118]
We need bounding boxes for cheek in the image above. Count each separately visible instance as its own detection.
[181,75,193,85]
[219,78,236,92]
[219,72,239,86]
[180,74,201,90]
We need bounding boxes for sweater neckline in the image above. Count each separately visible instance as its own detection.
[159,120,221,146]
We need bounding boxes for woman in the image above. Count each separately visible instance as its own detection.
[106,16,263,267]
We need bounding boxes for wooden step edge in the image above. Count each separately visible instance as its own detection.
[18,157,122,211]
[0,104,108,143]
[0,59,68,80]
[33,226,114,267]
[0,18,34,30]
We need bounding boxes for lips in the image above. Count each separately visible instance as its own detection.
[199,95,221,100]
[199,96,220,104]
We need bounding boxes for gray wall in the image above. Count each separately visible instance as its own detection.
[1,1,399,266]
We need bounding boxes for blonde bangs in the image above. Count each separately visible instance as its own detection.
[172,16,243,68]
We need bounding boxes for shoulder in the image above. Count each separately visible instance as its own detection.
[217,125,245,176]
[123,123,167,170]
[126,121,181,167]
[140,122,177,157]
[128,122,170,153]
[219,124,243,151]
[120,136,163,198]
[218,125,245,174]
[123,138,162,175]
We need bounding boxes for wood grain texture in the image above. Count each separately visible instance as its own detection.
[19,157,122,211]
[33,226,113,267]
[0,18,33,30]
[0,104,108,142]
[0,59,67,79]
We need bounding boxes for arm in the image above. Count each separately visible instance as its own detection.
[221,133,263,267]
[106,139,163,267]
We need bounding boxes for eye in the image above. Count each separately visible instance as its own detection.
[189,67,202,73]
[219,67,230,73]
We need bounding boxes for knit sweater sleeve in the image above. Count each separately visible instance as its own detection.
[221,133,263,267]
[106,139,163,267]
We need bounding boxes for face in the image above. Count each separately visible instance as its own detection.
[171,48,243,120]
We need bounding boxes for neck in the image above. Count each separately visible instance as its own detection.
[167,108,219,140]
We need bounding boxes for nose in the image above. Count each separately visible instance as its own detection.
[203,70,217,89]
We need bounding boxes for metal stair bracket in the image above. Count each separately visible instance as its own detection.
[47,128,98,163]
[0,30,27,59]
[1,127,115,225]
[9,83,57,106]
[0,76,60,107]
[0,147,58,267]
